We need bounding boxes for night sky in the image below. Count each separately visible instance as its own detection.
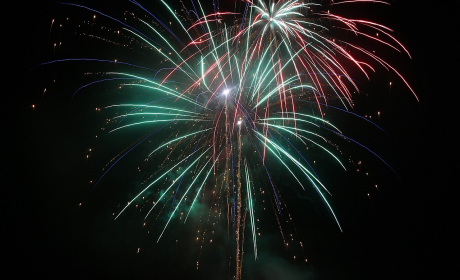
[6,1,455,279]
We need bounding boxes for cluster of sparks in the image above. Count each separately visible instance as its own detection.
[43,0,416,278]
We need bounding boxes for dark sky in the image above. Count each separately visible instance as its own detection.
[6,1,455,279]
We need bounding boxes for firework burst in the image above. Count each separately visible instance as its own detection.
[39,0,416,278]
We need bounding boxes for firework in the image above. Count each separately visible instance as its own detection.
[41,1,416,278]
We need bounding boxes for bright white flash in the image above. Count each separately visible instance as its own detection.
[237,120,242,125]
[223,89,230,95]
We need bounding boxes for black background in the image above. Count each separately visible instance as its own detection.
[5,1,455,279]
